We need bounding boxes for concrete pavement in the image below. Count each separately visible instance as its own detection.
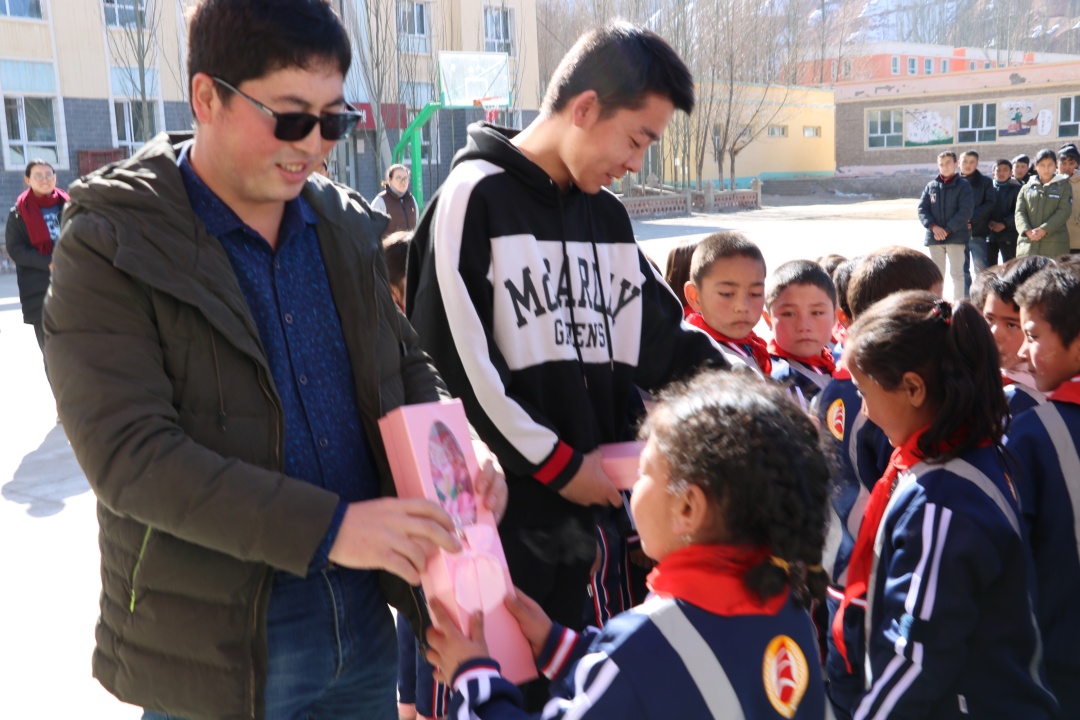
[0,196,925,718]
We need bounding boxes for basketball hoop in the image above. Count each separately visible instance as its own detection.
[474,96,504,124]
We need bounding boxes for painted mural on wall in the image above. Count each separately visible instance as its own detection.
[998,99,1055,141]
[904,107,954,147]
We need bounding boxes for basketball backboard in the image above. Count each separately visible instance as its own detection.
[437,51,511,108]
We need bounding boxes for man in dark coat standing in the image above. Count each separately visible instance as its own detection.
[960,150,993,295]
[918,150,974,301]
[988,158,1022,265]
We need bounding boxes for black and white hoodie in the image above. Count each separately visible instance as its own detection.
[407,123,727,534]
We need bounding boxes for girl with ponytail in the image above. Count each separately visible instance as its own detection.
[425,371,831,719]
[830,291,1057,719]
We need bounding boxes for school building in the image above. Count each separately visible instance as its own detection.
[662,84,836,190]
[834,60,1080,177]
[0,0,540,215]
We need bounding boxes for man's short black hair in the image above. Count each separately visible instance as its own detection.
[542,22,694,117]
[187,0,351,110]
[960,150,979,161]
[937,150,957,162]
[24,159,53,178]
[689,231,764,287]
[1016,264,1080,347]
[995,158,1013,170]
[1035,148,1057,165]
[1013,154,1030,166]
[766,260,837,310]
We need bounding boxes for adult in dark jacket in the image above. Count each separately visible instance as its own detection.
[370,163,417,238]
[988,158,1022,264]
[918,150,974,301]
[42,3,505,719]
[960,150,993,294]
[5,158,66,374]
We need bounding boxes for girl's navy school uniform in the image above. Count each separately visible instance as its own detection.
[448,546,829,720]
[1003,369,1048,416]
[835,438,1057,720]
[1005,374,1080,717]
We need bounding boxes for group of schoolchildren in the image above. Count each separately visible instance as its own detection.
[661,229,1080,719]
[382,200,1080,719]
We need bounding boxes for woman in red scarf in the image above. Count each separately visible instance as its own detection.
[424,371,832,720]
[5,159,67,376]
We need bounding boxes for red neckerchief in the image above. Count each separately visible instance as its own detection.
[831,321,847,347]
[832,367,851,380]
[939,173,957,185]
[647,544,787,616]
[1049,375,1080,406]
[831,427,928,673]
[767,339,836,375]
[682,304,694,319]
[686,312,772,374]
[15,187,68,256]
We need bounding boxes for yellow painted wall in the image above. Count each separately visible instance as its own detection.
[0,20,52,61]
[667,85,836,186]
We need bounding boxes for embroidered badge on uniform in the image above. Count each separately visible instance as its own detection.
[827,398,845,441]
[762,635,810,719]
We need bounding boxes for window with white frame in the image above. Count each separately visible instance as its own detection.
[1,60,61,167]
[397,1,429,54]
[1060,95,1080,137]
[867,109,902,148]
[483,6,515,55]
[908,57,916,74]
[767,125,787,138]
[0,0,43,18]
[924,58,932,74]
[941,59,949,73]
[958,103,996,143]
[842,60,852,78]
[114,100,158,148]
[103,0,144,28]
[803,126,821,138]
[891,56,899,74]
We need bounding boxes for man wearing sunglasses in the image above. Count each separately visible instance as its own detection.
[41,1,505,719]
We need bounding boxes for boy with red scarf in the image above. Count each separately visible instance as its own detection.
[1005,263,1080,718]
[765,260,838,406]
[683,231,770,375]
[5,159,67,375]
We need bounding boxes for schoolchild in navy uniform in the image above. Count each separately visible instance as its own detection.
[814,247,942,717]
[683,231,771,374]
[766,260,839,407]
[425,371,831,720]
[1004,263,1080,717]
[971,256,1055,416]
[833,291,1057,720]
[826,256,859,362]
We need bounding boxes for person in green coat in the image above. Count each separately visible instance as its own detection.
[1016,148,1073,257]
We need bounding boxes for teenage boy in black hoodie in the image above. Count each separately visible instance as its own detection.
[989,158,1022,264]
[961,150,994,295]
[407,22,727,701]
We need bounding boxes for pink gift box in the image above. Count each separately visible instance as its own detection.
[379,399,537,684]
[599,441,644,490]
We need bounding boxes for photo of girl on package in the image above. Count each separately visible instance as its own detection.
[428,421,477,525]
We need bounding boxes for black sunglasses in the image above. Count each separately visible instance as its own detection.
[211,76,362,142]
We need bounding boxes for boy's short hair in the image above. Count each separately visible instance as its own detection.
[986,255,1055,311]
[542,22,694,117]
[1013,154,1030,166]
[995,158,1012,170]
[382,231,412,288]
[832,257,860,319]
[689,231,764,287]
[187,0,351,112]
[816,253,847,278]
[969,265,1003,311]
[938,150,958,162]
[24,159,53,178]
[960,150,979,161]
[847,246,942,319]
[1015,264,1080,347]
[766,260,837,310]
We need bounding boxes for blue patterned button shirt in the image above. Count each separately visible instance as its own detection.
[177,143,375,569]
